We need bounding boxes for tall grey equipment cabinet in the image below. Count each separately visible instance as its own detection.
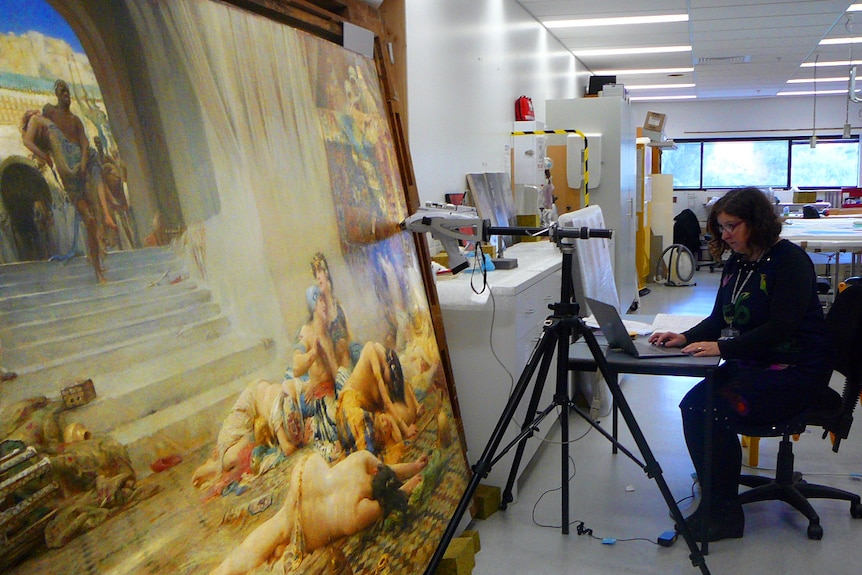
[546,97,639,311]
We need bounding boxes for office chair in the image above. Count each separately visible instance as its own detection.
[735,284,862,539]
[802,204,821,219]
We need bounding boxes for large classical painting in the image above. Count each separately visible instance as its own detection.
[0,1,470,574]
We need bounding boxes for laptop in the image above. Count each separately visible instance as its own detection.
[585,297,689,359]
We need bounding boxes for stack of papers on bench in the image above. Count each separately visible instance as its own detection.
[582,313,705,336]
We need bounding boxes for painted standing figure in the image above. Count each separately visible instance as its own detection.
[21,79,111,283]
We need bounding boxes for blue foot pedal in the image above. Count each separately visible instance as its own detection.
[658,530,678,547]
[601,538,616,545]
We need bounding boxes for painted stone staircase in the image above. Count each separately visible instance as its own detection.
[0,247,279,477]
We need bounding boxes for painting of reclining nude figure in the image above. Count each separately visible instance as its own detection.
[0,1,470,574]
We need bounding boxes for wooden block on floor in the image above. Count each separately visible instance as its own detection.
[460,529,481,553]
[473,484,501,519]
[436,536,476,575]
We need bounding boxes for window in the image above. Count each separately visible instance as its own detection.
[660,136,860,190]
[790,139,860,188]
[702,140,788,189]
[660,142,701,188]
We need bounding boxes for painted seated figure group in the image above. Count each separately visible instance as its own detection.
[192,252,442,574]
[192,252,429,489]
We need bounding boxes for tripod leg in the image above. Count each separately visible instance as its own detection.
[580,327,711,575]
[557,319,572,534]
[501,330,557,507]
[423,325,560,575]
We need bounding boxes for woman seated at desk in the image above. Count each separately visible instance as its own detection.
[649,186,832,542]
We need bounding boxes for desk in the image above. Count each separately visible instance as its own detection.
[569,339,722,555]
[776,201,831,216]
[781,218,862,298]
[781,216,862,248]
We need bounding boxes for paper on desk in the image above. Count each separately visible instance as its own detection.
[582,315,654,335]
[650,313,705,334]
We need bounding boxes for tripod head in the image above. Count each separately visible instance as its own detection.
[401,203,612,274]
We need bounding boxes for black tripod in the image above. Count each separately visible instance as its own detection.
[423,226,710,575]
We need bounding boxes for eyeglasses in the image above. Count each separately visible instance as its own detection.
[716,220,744,234]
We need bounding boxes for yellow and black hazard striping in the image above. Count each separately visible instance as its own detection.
[511,129,585,137]
[511,129,590,205]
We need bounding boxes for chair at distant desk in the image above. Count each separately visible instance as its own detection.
[735,284,862,539]
[696,234,721,273]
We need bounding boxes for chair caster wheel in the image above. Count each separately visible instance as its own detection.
[851,502,862,519]
[807,523,823,540]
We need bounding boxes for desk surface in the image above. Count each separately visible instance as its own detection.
[569,338,721,377]
[781,217,862,249]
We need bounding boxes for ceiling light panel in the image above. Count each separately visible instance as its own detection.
[629,95,697,101]
[801,59,862,68]
[573,45,691,57]
[777,89,851,96]
[625,83,696,90]
[820,36,862,45]
[595,67,695,76]
[787,76,849,83]
[544,14,688,29]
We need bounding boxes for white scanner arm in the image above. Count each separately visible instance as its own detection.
[401,205,488,274]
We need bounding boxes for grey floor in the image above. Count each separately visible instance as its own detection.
[465,270,862,575]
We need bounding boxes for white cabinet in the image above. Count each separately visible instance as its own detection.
[436,241,562,498]
[546,97,638,311]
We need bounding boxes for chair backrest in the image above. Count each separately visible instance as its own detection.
[673,208,701,255]
[802,204,821,219]
[824,284,862,451]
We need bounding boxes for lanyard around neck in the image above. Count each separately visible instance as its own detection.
[728,249,767,320]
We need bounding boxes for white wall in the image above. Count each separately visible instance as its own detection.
[405,0,580,204]
[631,95,862,140]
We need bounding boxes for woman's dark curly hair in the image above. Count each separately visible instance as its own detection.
[706,187,782,258]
